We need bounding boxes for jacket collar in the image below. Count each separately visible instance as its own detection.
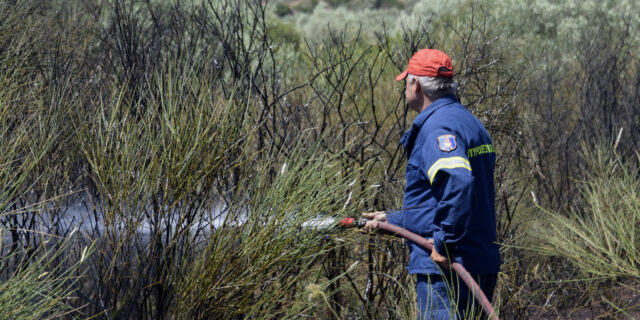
[400,95,458,148]
[412,95,458,128]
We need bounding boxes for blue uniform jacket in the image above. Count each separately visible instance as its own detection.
[387,95,501,275]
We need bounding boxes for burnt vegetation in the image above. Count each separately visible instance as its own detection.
[0,0,639,319]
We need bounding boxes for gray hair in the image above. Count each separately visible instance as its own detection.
[408,74,457,101]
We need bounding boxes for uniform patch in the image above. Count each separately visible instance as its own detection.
[437,135,457,152]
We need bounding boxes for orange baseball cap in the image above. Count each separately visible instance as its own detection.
[395,49,454,81]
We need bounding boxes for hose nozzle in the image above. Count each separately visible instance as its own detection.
[338,217,367,228]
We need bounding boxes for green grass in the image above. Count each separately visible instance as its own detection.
[537,143,640,280]
[0,231,89,320]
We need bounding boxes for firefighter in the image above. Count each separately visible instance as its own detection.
[363,49,500,319]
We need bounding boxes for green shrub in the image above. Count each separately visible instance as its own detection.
[0,235,88,320]
[268,19,301,47]
[326,0,352,7]
[295,0,319,13]
[536,143,640,280]
[173,136,359,319]
[373,0,405,9]
[275,2,293,16]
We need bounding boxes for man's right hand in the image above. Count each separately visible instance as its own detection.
[361,211,386,233]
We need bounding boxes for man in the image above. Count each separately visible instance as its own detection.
[362,49,500,319]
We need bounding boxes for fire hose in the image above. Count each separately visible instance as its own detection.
[338,217,499,320]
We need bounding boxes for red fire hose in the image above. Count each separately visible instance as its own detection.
[339,217,499,320]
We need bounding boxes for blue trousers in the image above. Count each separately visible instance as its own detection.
[416,273,497,320]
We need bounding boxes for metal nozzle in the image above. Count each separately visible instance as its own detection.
[338,217,367,228]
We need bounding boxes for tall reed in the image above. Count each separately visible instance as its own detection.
[531,142,640,316]
[537,143,640,279]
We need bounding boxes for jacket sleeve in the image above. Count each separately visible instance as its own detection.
[386,207,432,234]
[422,129,474,256]
[386,163,434,233]
[430,171,474,256]
[385,209,404,226]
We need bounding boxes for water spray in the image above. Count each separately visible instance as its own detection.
[306,216,499,320]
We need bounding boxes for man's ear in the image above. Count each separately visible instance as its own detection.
[413,79,422,94]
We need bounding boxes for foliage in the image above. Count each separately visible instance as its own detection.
[538,143,640,280]
[374,0,405,9]
[275,2,293,17]
[527,143,640,317]
[0,2,86,317]
[268,19,302,47]
[0,234,89,320]
[1,0,640,318]
[173,138,358,318]
[294,0,320,13]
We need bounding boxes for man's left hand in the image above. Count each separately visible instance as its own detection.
[428,239,450,269]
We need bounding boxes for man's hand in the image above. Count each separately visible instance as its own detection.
[428,239,450,269]
[361,211,386,233]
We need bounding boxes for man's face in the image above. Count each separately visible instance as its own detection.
[404,77,421,112]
